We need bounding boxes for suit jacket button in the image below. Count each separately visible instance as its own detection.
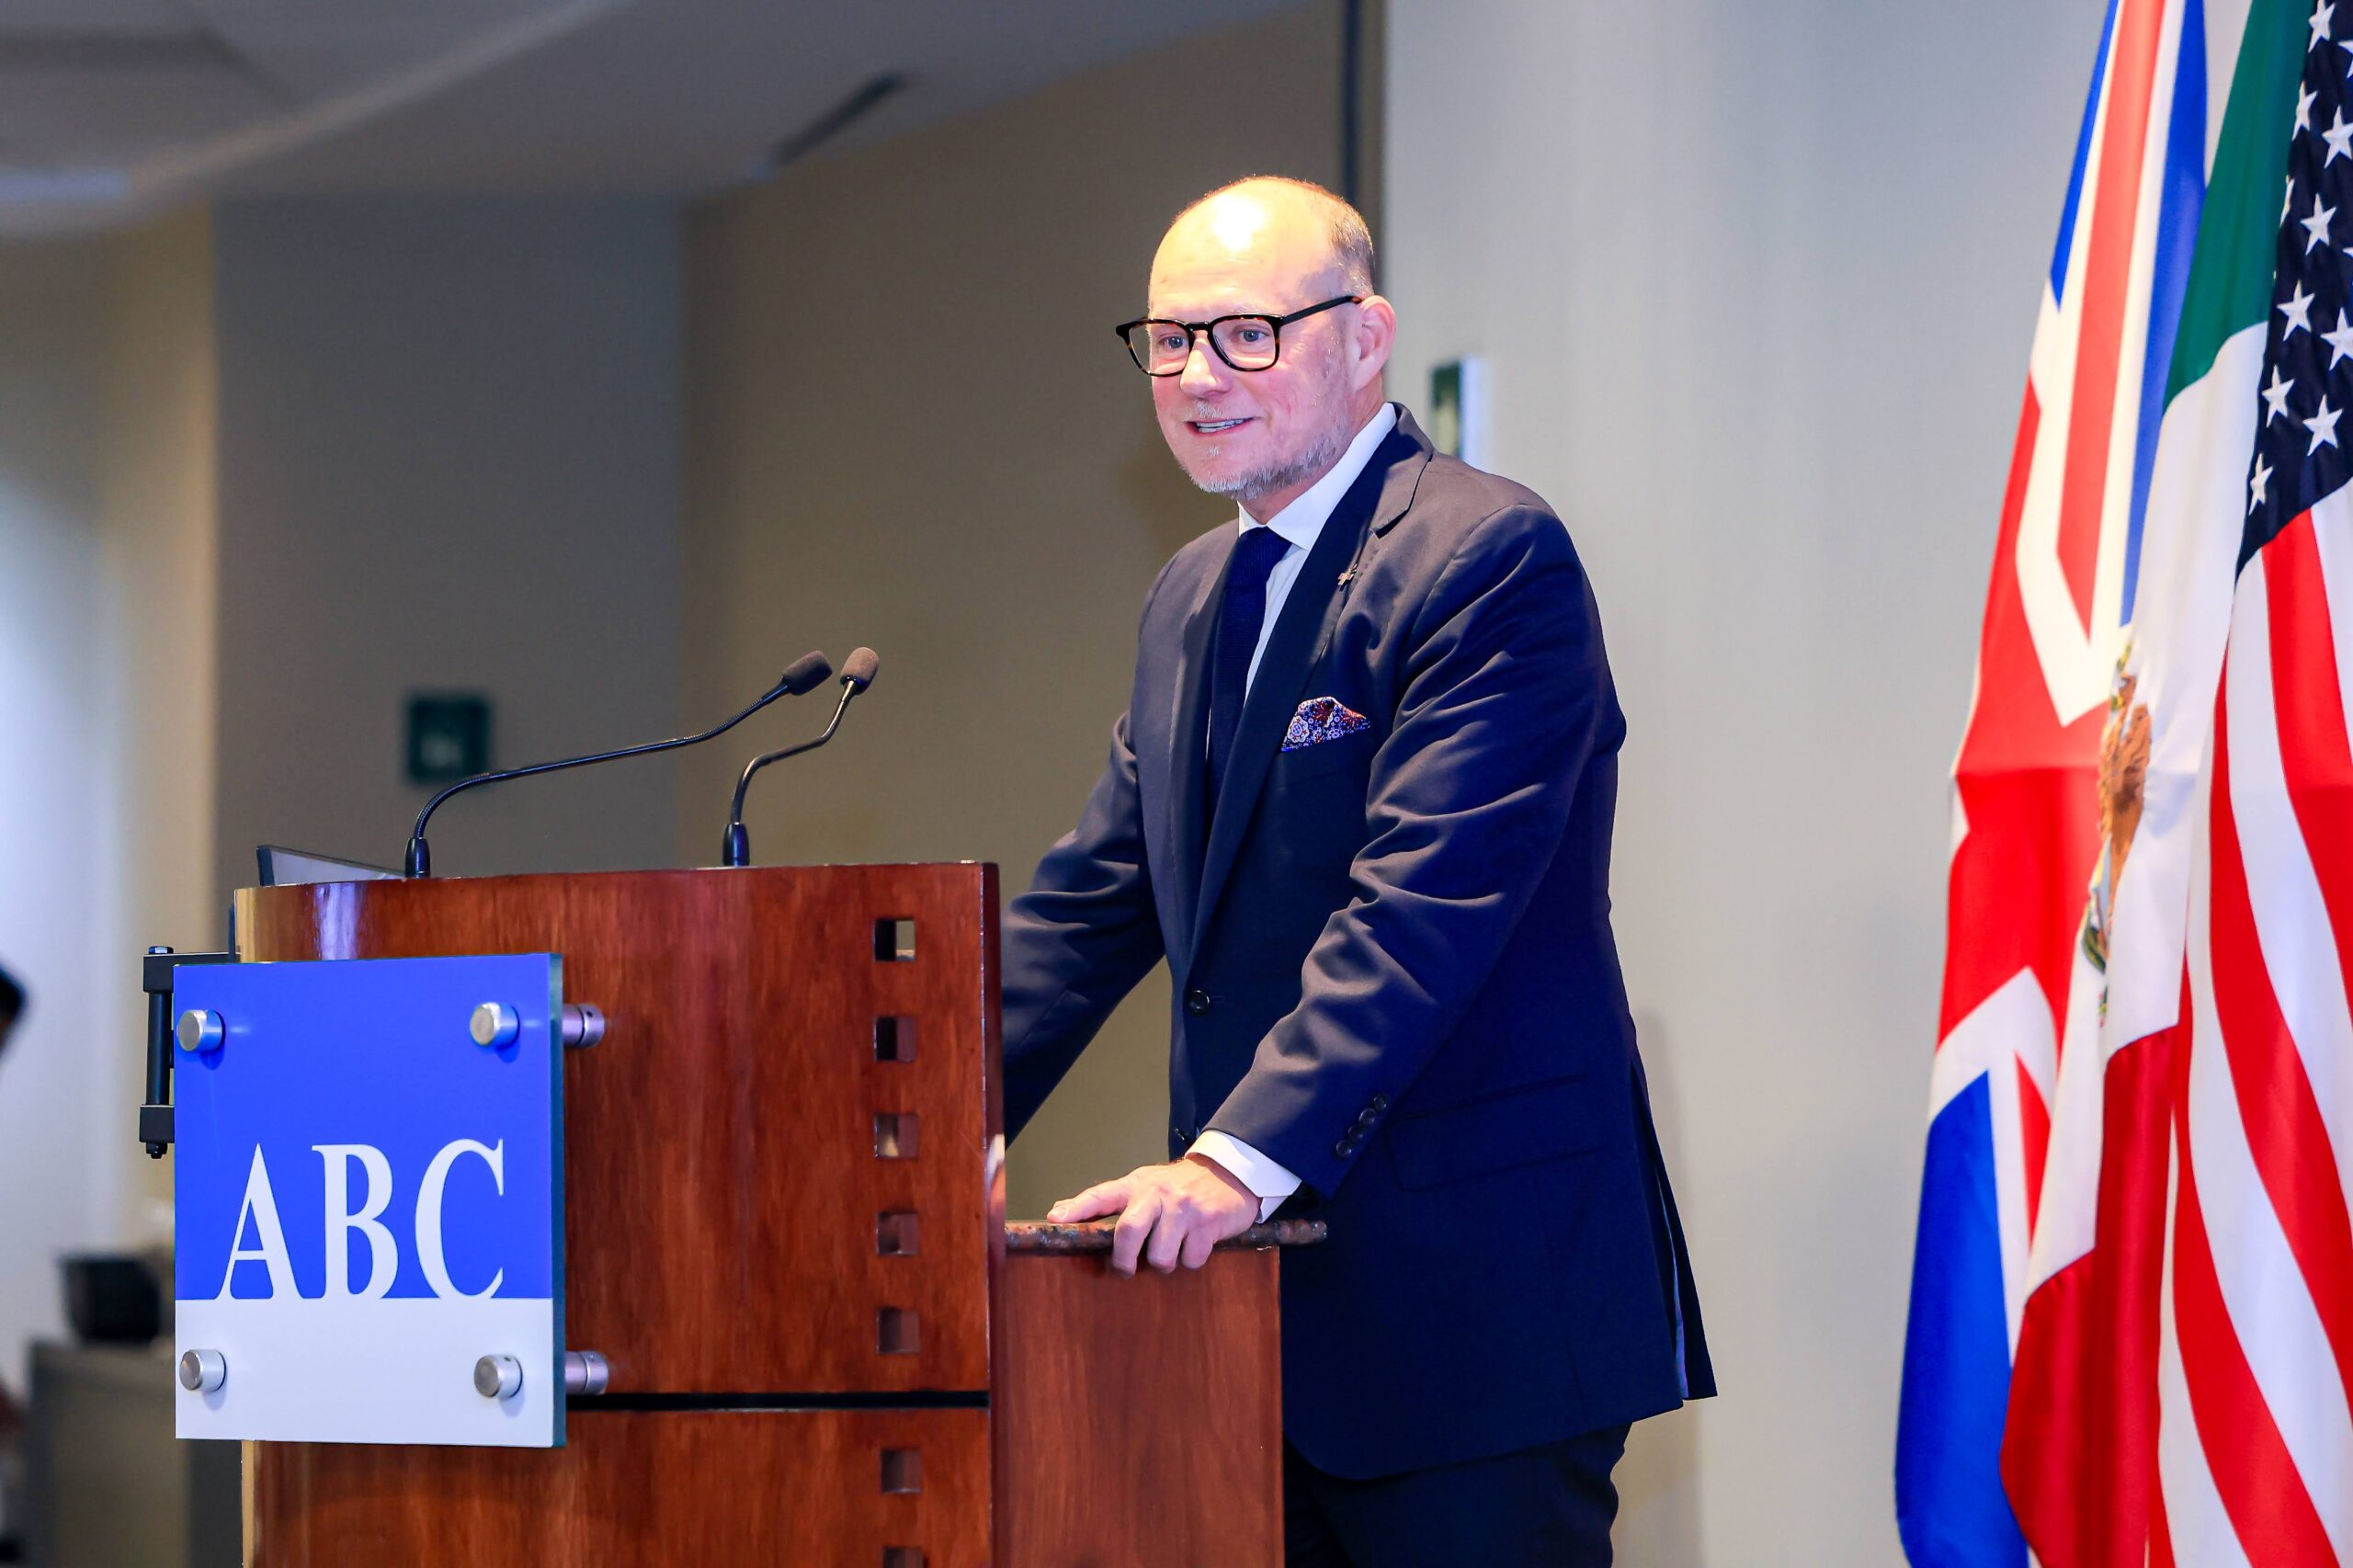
[1332,1138,1352,1159]
[1370,1095,1389,1113]
[1184,988,1212,1017]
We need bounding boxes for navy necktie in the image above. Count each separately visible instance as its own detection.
[1207,526,1294,805]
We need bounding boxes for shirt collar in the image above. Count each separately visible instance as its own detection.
[1238,402,1400,552]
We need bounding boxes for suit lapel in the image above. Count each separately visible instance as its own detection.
[1165,547,1224,972]
[1188,421,1430,963]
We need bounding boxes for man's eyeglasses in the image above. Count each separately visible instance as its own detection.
[1114,295,1362,376]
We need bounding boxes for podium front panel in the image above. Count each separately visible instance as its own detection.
[250,1408,993,1565]
[235,865,1002,1399]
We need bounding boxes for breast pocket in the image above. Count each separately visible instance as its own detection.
[1269,725,1377,785]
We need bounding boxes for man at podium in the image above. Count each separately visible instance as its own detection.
[999,176,1713,1565]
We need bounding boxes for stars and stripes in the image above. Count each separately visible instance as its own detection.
[2155,0,2353,1549]
[2251,8,2353,550]
[2168,515,2353,1561]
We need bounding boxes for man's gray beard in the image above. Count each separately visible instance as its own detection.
[1191,416,1354,506]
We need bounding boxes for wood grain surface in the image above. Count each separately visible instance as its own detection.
[236,865,1002,1396]
[251,1409,992,1566]
[1000,1246,1285,1567]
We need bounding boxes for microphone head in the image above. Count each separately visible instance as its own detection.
[779,651,833,695]
[841,647,881,692]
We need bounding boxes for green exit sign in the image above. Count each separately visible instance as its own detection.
[405,694,491,784]
[1429,356,1486,466]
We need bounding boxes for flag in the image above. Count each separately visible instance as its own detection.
[1997,0,2293,1560]
[1898,1,2212,1562]
[2000,0,2353,1554]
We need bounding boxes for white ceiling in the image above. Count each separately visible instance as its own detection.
[0,0,1305,233]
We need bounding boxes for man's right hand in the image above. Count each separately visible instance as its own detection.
[1046,1155,1259,1275]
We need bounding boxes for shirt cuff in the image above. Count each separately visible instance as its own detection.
[1188,1131,1302,1222]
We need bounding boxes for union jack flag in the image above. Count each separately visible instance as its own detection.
[1898,0,2209,1560]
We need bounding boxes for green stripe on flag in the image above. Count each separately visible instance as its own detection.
[2167,0,2307,403]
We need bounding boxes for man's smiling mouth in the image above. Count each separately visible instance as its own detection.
[1189,417,1250,434]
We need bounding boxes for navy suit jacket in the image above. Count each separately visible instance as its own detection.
[1001,408,1712,1479]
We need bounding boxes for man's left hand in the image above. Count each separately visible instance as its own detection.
[1046,1154,1259,1275]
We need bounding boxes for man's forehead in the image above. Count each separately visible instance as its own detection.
[1198,194,1278,252]
[1149,192,1334,312]
[1148,253,1337,315]
[1147,275,1337,320]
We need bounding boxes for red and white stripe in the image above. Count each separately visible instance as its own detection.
[2162,493,2353,1559]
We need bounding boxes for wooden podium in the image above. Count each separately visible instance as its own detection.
[229,865,1308,1565]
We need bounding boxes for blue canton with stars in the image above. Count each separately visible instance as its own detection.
[2249,1,2353,565]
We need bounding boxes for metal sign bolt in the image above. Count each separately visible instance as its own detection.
[175,1009,224,1055]
[560,1005,606,1049]
[469,1002,520,1049]
[473,1355,524,1400]
[178,1349,227,1392]
[564,1350,609,1394]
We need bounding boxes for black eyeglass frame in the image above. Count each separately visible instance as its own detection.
[1113,294,1364,376]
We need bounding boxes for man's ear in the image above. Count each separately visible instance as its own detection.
[1351,295,1397,390]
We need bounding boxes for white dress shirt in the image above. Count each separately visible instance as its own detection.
[1188,402,1398,1220]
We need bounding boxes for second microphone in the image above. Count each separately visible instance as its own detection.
[722,646,880,868]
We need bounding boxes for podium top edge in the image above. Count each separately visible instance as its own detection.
[1006,1220,1327,1255]
[237,862,997,897]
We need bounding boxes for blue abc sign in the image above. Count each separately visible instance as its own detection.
[198,1131,530,1301]
[171,953,565,1446]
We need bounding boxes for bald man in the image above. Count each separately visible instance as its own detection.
[999,177,1711,1565]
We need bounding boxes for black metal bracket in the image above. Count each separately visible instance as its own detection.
[140,946,233,1157]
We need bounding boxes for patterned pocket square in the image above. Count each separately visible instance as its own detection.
[1282,697,1371,752]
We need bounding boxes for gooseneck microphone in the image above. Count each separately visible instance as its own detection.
[722,646,880,868]
[404,651,834,878]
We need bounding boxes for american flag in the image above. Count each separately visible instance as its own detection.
[2159,6,2353,1546]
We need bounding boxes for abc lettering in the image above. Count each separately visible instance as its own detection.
[217,1138,506,1301]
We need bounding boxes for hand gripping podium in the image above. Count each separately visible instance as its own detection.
[167,866,1312,1565]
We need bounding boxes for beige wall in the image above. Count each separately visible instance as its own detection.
[0,235,114,1395]
[679,2,1347,1218]
[94,210,220,1225]
[211,199,685,900]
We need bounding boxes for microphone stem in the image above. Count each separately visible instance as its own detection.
[408,678,792,877]
[723,684,859,867]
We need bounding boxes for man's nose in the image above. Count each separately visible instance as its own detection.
[1177,333,1229,396]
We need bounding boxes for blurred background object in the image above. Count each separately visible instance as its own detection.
[59,1255,159,1347]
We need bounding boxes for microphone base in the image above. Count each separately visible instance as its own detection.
[721,822,751,869]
